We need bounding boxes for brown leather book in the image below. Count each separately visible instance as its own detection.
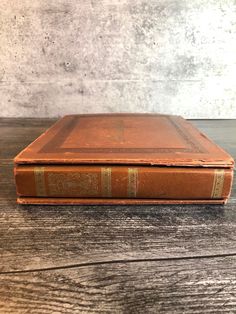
[14,113,234,204]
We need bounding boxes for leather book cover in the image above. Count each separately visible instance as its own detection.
[15,165,233,201]
[15,113,234,167]
[14,113,234,204]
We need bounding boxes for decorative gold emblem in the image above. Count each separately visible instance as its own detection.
[34,166,46,196]
[211,169,225,198]
[128,168,138,197]
[101,167,112,197]
[47,172,99,196]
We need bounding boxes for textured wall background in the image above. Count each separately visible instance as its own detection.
[0,0,236,118]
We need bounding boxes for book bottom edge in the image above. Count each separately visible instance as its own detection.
[17,197,227,205]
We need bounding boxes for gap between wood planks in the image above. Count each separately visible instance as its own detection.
[1,252,236,275]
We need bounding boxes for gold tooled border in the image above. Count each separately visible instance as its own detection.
[211,169,225,198]
[101,167,112,197]
[34,166,46,196]
[128,168,138,197]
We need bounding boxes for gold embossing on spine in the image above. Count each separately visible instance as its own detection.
[101,167,112,197]
[34,167,46,196]
[47,172,99,196]
[211,169,225,198]
[128,168,138,197]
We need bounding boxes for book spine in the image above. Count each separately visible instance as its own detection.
[14,165,233,200]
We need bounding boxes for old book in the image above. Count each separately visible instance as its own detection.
[14,113,234,204]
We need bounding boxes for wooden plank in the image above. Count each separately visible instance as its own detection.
[0,256,235,313]
[0,118,56,160]
[0,161,16,202]
[0,118,56,128]
[191,120,236,158]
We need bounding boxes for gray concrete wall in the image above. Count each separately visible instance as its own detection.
[0,0,236,118]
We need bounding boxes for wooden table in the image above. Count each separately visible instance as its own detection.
[0,118,235,313]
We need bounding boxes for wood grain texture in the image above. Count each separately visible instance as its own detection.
[0,257,236,313]
[1,193,236,273]
[0,118,56,159]
[0,118,236,313]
